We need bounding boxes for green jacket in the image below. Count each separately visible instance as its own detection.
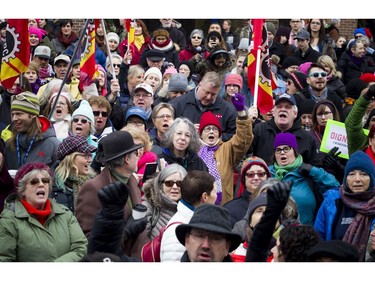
[0,194,87,262]
[345,95,370,156]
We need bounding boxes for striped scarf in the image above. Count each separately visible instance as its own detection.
[198,144,222,205]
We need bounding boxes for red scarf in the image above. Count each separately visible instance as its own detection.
[365,145,375,166]
[21,198,52,226]
[57,31,78,47]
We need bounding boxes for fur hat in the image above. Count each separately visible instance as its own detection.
[266,22,276,36]
[307,240,360,262]
[153,28,170,39]
[144,67,162,83]
[289,71,308,91]
[198,111,222,136]
[274,132,298,150]
[190,29,204,39]
[225,74,243,90]
[106,32,119,44]
[240,156,271,186]
[96,131,143,163]
[14,162,52,187]
[11,91,40,116]
[56,135,97,161]
[175,204,242,252]
[168,73,188,92]
[72,100,95,124]
[344,150,375,190]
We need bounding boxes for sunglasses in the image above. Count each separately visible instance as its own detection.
[29,177,50,185]
[93,111,108,117]
[72,118,89,124]
[245,172,267,179]
[113,64,121,68]
[192,36,202,39]
[163,180,182,188]
[308,72,328,78]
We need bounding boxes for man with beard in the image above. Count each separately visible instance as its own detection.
[4,91,60,169]
[294,63,343,120]
[249,93,319,166]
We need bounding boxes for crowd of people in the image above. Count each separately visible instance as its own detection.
[0,18,375,263]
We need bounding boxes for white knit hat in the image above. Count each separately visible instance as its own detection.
[72,100,95,124]
[107,32,120,45]
[144,67,162,83]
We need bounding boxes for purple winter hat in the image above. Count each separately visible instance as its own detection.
[274,132,298,150]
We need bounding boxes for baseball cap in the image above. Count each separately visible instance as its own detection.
[134,83,154,96]
[34,46,51,59]
[126,106,148,122]
[54,54,71,65]
[275,93,296,106]
[294,30,310,40]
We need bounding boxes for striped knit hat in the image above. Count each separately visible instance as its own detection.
[11,91,40,116]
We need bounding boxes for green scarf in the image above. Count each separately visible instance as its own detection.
[274,154,303,180]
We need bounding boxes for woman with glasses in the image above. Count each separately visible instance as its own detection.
[51,135,97,214]
[269,132,339,226]
[141,163,187,241]
[314,150,375,261]
[178,29,210,63]
[0,162,88,261]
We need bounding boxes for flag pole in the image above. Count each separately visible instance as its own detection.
[48,19,90,120]
[253,47,261,108]
[101,19,116,81]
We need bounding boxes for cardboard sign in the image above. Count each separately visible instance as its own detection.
[320,119,369,159]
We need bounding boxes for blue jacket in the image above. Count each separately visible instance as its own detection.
[268,164,339,226]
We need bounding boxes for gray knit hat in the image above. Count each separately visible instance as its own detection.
[168,73,188,92]
[11,91,40,116]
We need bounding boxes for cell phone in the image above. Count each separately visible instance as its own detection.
[142,162,158,182]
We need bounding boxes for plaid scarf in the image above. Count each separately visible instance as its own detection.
[198,144,222,205]
[340,185,375,261]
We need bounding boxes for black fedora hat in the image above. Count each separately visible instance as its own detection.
[175,204,242,252]
[96,131,143,163]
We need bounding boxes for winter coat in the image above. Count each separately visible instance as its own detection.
[337,51,375,85]
[160,200,193,262]
[250,118,320,166]
[158,147,208,173]
[178,44,210,62]
[268,164,339,226]
[291,45,321,65]
[223,189,252,227]
[171,88,237,142]
[0,194,87,262]
[5,125,61,169]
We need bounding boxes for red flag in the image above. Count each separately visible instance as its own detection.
[126,19,135,45]
[0,19,30,89]
[247,19,273,114]
[80,20,98,83]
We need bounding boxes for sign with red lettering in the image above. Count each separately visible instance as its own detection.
[320,119,368,159]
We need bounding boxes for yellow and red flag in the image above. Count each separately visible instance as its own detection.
[0,19,30,89]
[80,19,99,83]
[125,19,135,53]
[247,19,273,114]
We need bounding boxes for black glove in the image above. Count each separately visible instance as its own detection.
[323,147,344,171]
[298,163,313,177]
[123,216,147,241]
[98,181,129,219]
[267,181,292,210]
[363,84,375,100]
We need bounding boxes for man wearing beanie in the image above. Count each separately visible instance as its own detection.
[5,91,60,169]
[171,71,238,142]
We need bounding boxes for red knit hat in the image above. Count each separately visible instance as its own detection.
[14,162,52,187]
[359,73,375,84]
[225,74,243,90]
[199,111,222,136]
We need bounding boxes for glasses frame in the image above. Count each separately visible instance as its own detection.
[275,146,292,154]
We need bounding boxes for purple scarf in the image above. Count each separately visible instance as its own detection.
[340,185,375,261]
[198,145,222,205]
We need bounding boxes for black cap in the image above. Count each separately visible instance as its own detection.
[145,49,166,62]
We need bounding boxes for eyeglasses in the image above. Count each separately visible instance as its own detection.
[113,64,121,68]
[308,72,328,78]
[76,153,92,160]
[189,230,226,244]
[203,126,219,133]
[245,171,267,179]
[310,21,321,25]
[93,111,109,117]
[317,111,332,117]
[127,120,144,127]
[155,114,173,120]
[275,146,292,154]
[192,36,202,39]
[355,35,364,39]
[72,118,89,124]
[134,93,153,98]
[163,180,182,188]
[29,177,50,185]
